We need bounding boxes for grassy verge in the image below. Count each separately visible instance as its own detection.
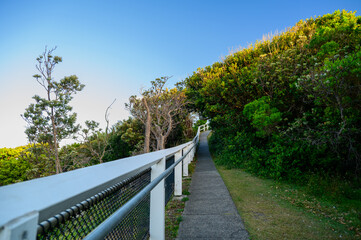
[217,166,361,240]
[165,156,196,239]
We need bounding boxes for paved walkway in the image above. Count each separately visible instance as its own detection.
[177,131,249,240]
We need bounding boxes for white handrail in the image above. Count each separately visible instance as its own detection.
[84,143,197,240]
[0,123,209,240]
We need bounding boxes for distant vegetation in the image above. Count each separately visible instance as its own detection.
[1,112,194,187]
[0,49,195,186]
[3,11,360,207]
[126,76,190,152]
[185,10,361,199]
[22,47,85,174]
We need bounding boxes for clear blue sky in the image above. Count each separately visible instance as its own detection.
[0,0,360,147]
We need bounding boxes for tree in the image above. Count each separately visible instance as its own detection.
[126,95,152,153]
[103,117,144,160]
[22,47,84,174]
[126,77,188,151]
[184,10,361,179]
[149,79,188,150]
[79,99,116,163]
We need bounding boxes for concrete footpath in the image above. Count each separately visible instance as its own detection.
[177,131,249,240]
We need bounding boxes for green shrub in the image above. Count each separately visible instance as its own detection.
[243,97,282,137]
[193,119,207,133]
[0,146,30,185]
[187,10,361,190]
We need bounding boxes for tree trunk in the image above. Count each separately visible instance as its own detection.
[160,135,166,150]
[47,80,62,174]
[51,111,62,173]
[156,135,165,150]
[143,98,151,153]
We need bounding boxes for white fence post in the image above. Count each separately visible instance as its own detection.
[183,146,189,177]
[0,123,210,240]
[174,150,182,196]
[149,157,165,240]
[189,144,194,164]
[191,144,195,161]
[0,211,38,240]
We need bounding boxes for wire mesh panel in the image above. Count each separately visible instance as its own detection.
[105,194,150,240]
[37,168,151,240]
[165,155,175,205]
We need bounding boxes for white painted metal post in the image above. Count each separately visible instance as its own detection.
[149,157,166,240]
[191,143,195,161]
[187,145,191,168]
[0,211,39,240]
[174,150,182,196]
[189,144,194,162]
[187,145,192,163]
[183,146,189,177]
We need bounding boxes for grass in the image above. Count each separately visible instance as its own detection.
[165,198,185,239]
[165,156,197,240]
[217,166,361,240]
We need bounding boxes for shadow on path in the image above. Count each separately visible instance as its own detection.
[176,131,249,240]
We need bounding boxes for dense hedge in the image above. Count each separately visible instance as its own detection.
[185,10,361,182]
[0,144,53,185]
[0,146,30,185]
[0,116,195,185]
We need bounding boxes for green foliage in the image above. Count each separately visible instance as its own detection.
[316,41,340,59]
[243,97,282,137]
[25,143,55,179]
[0,146,30,185]
[59,143,91,171]
[127,76,191,151]
[1,113,193,185]
[186,9,361,190]
[192,119,207,132]
[23,75,84,145]
[103,118,144,161]
[22,47,84,173]
[0,144,54,185]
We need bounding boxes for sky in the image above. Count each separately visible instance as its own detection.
[0,0,360,148]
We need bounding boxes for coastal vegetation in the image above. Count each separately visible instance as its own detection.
[0,50,193,186]
[1,10,360,237]
[186,9,361,187]
[185,10,361,238]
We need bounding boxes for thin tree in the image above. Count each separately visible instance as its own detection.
[126,77,187,151]
[126,94,152,153]
[149,78,188,150]
[22,47,84,173]
[79,99,116,163]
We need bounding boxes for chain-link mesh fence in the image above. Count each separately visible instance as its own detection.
[165,156,175,205]
[37,168,151,240]
[104,194,150,240]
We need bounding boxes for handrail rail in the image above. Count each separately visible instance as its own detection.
[0,122,209,240]
[0,142,187,225]
[84,143,196,240]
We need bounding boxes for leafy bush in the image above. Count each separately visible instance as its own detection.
[193,119,207,132]
[243,97,282,137]
[186,10,361,193]
[0,146,30,185]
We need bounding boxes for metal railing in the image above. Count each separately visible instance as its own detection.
[0,123,209,240]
